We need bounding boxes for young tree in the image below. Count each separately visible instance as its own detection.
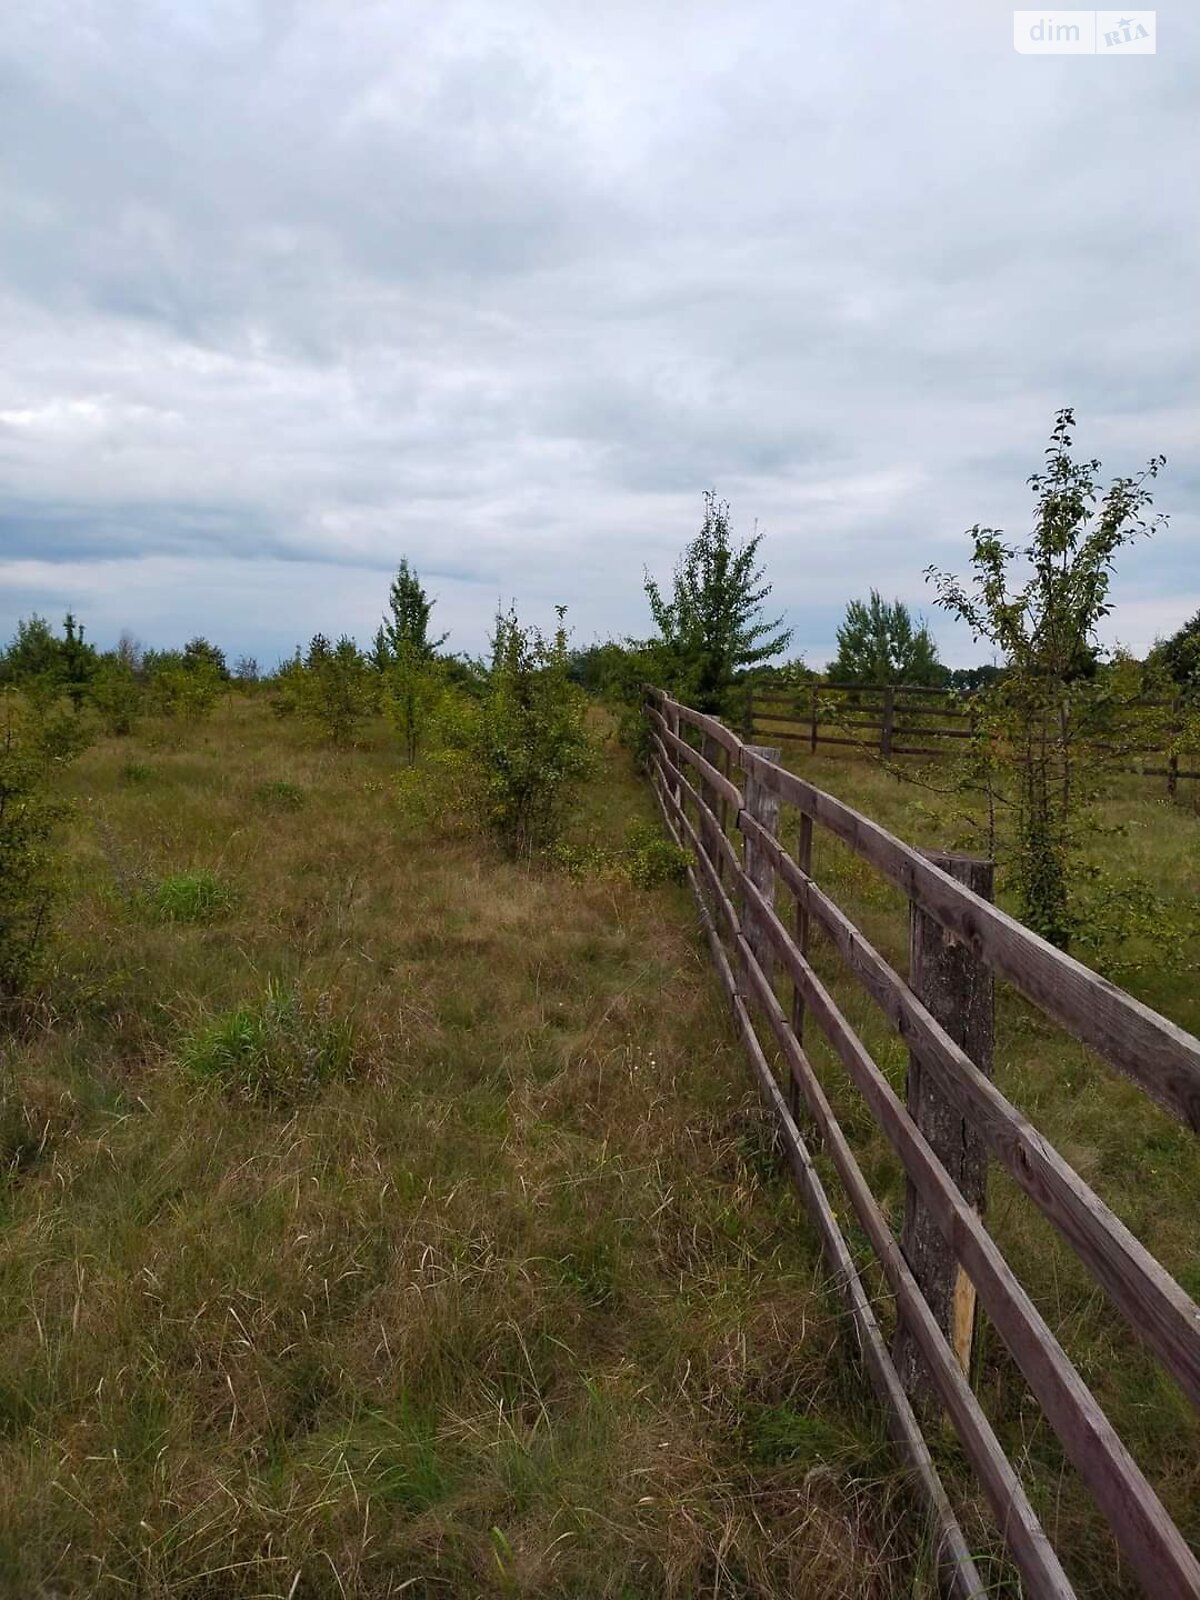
[297,634,376,746]
[1,616,62,686]
[926,408,1166,948]
[644,491,792,713]
[827,591,946,685]
[455,606,595,858]
[60,613,98,712]
[89,656,143,736]
[372,561,449,763]
[377,560,447,665]
[182,637,229,680]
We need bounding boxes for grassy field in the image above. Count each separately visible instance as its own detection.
[1,695,954,1600]
[744,736,1200,1596]
[2,697,1196,1598]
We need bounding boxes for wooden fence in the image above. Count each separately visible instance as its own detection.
[747,680,1200,792]
[644,686,1200,1600]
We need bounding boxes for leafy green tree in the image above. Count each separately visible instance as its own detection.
[1150,608,1200,690]
[644,491,792,713]
[828,591,946,685]
[89,658,143,736]
[371,562,450,762]
[1,616,62,686]
[143,650,223,723]
[182,637,229,680]
[948,663,1005,693]
[297,635,376,746]
[377,560,447,665]
[927,407,1166,948]
[60,614,98,711]
[382,648,442,765]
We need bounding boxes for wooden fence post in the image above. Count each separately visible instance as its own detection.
[742,683,755,742]
[880,686,895,758]
[742,746,781,987]
[809,682,819,754]
[895,850,995,1407]
[1167,695,1181,798]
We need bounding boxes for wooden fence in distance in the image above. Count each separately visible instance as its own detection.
[747,679,1200,792]
[644,686,1200,1600]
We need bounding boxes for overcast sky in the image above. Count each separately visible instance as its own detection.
[1,0,1196,670]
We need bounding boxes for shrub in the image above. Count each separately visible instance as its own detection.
[454,606,596,858]
[119,760,154,787]
[294,635,377,746]
[177,983,358,1104]
[622,820,690,887]
[150,869,235,923]
[89,660,143,736]
[251,779,306,812]
[544,820,690,887]
[147,663,223,723]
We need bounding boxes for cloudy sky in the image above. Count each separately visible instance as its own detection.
[1,0,1196,669]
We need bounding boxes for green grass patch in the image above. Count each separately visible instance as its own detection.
[149,868,235,922]
[177,982,358,1104]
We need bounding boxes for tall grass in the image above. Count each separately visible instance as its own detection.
[0,699,942,1598]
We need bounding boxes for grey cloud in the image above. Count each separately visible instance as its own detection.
[1,0,1197,665]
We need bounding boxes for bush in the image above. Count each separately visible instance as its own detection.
[119,760,154,787]
[150,870,235,924]
[147,661,223,723]
[453,607,596,858]
[622,820,691,887]
[89,661,143,736]
[289,636,377,746]
[178,983,359,1104]
[544,820,690,887]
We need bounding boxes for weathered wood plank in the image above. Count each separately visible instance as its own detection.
[647,708,744,811]
[737,808,1200,1413]
[733,936,1074,1600]
[736,865,1200,1598]
[735,742,1200,1131]
[648,765,991,1600]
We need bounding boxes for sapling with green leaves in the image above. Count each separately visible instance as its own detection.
[454,605,595,858]
[926,407,1166,948]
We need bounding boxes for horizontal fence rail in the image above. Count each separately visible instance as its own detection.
[746,680,1200,789]
[644,686,1200,1600]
